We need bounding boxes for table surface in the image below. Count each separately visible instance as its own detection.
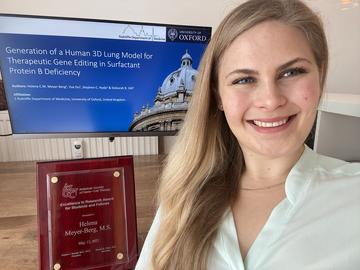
[0,155,164,270]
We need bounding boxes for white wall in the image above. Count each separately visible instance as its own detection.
[0,0,240,31]
[305,0,360,94]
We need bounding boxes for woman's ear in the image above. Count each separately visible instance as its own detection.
[215,93,223,111]
[212,85,223,111]
[218,102,224,111]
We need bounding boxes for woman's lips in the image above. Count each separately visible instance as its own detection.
[253,117,288,127]
[247,114,297,132]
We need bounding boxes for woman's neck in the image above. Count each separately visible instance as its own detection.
[240,145,304,188]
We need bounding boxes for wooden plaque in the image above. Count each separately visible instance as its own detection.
[36,156,138,270]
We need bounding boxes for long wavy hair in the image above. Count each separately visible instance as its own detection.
[151,0,328,269]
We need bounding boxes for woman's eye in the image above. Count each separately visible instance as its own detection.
[232,76,256,85]
[279,67,307,79]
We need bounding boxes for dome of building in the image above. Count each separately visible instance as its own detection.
[181,51,192,62]
[129,50,198,132]
[159,50,198,96]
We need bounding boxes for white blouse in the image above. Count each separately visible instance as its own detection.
[136,146,360,269]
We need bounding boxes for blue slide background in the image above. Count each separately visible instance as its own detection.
[0,33,208,134]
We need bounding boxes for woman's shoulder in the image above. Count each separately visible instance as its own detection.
[135,208,161,270]
[310,148,360,177]
[305,149,360,202]
[299,147,360,195]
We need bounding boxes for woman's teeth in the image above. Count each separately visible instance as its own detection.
[253,118,288,128]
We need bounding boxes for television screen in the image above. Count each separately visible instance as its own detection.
[0,14,211,138]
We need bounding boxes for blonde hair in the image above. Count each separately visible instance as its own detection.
[151,0,328,269]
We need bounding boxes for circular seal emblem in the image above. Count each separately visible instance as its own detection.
[167,28,178,41]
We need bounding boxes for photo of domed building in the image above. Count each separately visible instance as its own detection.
[129,50,198,132]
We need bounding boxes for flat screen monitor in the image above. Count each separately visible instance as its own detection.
[0,14,211,138]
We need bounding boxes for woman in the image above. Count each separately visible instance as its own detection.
[136,0,360,269]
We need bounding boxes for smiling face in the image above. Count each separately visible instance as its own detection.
[218,20,321,159]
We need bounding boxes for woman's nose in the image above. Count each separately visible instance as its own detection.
[253,81,286,111]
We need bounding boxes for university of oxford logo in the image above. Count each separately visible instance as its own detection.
[167,28,178,41]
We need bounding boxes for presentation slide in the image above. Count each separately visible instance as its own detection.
[0,16,211,134]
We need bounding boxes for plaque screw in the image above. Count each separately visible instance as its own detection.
[113,171,120,178]
[51,177,58,184]
[117,252,124,260]
[53,263,61,270]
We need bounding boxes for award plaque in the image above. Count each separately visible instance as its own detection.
[36,156,138,270]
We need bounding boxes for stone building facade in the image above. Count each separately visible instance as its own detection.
[129,51,198,132]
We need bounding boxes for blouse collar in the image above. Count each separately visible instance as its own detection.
[285,145,318,205]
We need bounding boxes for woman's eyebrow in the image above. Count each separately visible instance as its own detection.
[276,57,312,72]
[225,57,313,79]
[225,68,259,79]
